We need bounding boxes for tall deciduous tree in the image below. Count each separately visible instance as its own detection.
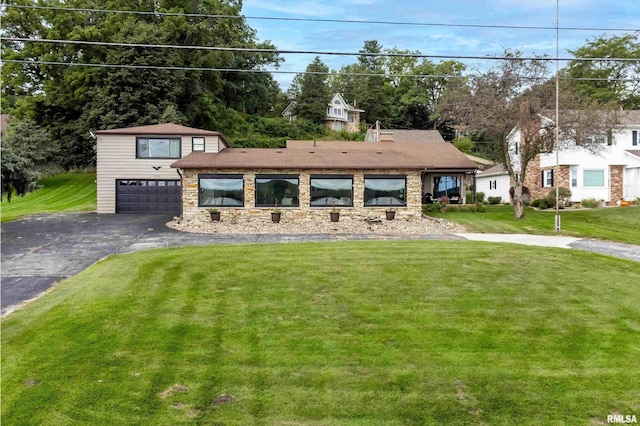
[296,56,330,124]
[567,33,640,109]
[440,51,618,219]
[1,120,57,201]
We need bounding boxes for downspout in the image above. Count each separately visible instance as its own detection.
[176,168,184,217]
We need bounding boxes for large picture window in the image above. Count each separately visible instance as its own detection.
[310,175,353,207]
[136,137,181,159]
[364,175,407,206]
[583,169,605,187]
[199,174,244,207]
[256,175,299,207]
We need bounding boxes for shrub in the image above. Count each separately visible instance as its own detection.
[422,202,446,213]
[544,187,572,208]
[581,198,600,208]
[476,192,486,203]
[487,196,502,205]
[466,190,473,202]
[531,198,550,209]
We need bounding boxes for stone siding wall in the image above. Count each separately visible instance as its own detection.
[523,155,570,200]
[181,168,423,221]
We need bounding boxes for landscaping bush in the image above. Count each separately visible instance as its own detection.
[581,198,600,208]
[544,187,572,209]
[422,202,446,213]
[466,190,473,203]
[487,196,502,205]
[531,198,550,209]
[476,191,486,203]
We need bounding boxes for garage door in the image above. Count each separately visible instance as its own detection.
[116,179,182,214]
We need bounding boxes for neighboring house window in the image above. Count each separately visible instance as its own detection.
[334,100,341,104]
[515,173,520,183]
[310,175,353,207]
[255,175,299,207]
[489,180,497,190]
[514,142,519,156]
[542,169,554,188]
[571,168,578,188]
[348,113,355,123]
[583,169,605,187]
[364,175,407,206]
[633,130,638,146]
[136,137,181,158]
[199,174,244,207]
[332,121,342,131]
[192,137,205,152]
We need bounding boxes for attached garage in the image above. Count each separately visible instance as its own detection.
[116,179,182,214]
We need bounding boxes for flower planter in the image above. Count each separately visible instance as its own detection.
[385,211,396,220]
[330,212,340,222]
[210,212,221,221]
[271,212,282,223]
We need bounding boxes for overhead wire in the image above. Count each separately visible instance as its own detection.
[3,37,640,63]
[3,3,639,33]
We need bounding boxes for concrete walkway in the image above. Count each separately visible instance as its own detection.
[2,213,638,315]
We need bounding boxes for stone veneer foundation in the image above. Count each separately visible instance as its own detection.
[181,168,423,222]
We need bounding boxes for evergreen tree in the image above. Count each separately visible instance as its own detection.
[296,56,330,124]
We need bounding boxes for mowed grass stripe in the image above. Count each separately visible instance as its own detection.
[2,241,639,425]
[1,173,96,222]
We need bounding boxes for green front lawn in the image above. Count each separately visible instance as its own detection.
[428,205,640,244]
[0,173,96,222]
[3,241,638,425]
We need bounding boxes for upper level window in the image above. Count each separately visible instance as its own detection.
[199,174,244,207]
[310,175,353,207]
[137,137,181,159]
[633,130,638,146]
[255,175,299,207]
[364,175,407,206]
[334,99,341,104]
[192,137,205,152]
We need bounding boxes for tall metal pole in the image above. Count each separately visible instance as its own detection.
[555,0,561,231]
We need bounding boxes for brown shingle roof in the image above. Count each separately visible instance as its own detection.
[95,123,224,137]
[618,110,640,126]
[173,141,478,171]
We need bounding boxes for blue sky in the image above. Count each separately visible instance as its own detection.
[241,0,639,89]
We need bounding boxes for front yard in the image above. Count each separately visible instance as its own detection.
[3,241,638,424]
[427,204,640,244]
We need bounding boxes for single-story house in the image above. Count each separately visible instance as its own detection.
[475,164,511,203]
[172,138,477,221]
[95,123,228,214]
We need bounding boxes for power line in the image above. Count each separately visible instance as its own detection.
[4,59,638,82]
[4,37,640,63]
[3,4,639,33]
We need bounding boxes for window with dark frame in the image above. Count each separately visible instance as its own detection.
[192,137,205,152]
[633,130,638,146]
[364,175,407,207]
[310,175,353,207]
[198,174,244,207]
[136,137,181,159]
[255,175,300,207]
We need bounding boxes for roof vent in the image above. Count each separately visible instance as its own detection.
[276,150,283,153]
[240,150,247,153]
[376,151,382,154]
[342,151,348,154]
[309,150,315,153]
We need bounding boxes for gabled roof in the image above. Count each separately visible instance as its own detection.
[95,123,229,146]
[172,140,478,171]
[281,101,297,117]
[329,93,364,112]
[618,110,640,126]
[626,150,640,159]
[477,164,508,176]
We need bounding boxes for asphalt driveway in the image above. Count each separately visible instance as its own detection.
[2,212,638,314]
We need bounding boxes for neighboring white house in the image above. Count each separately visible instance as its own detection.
[95,123,229,214]
[475,164,511,203]
[510,110,640,204]
[281,93,364,133]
